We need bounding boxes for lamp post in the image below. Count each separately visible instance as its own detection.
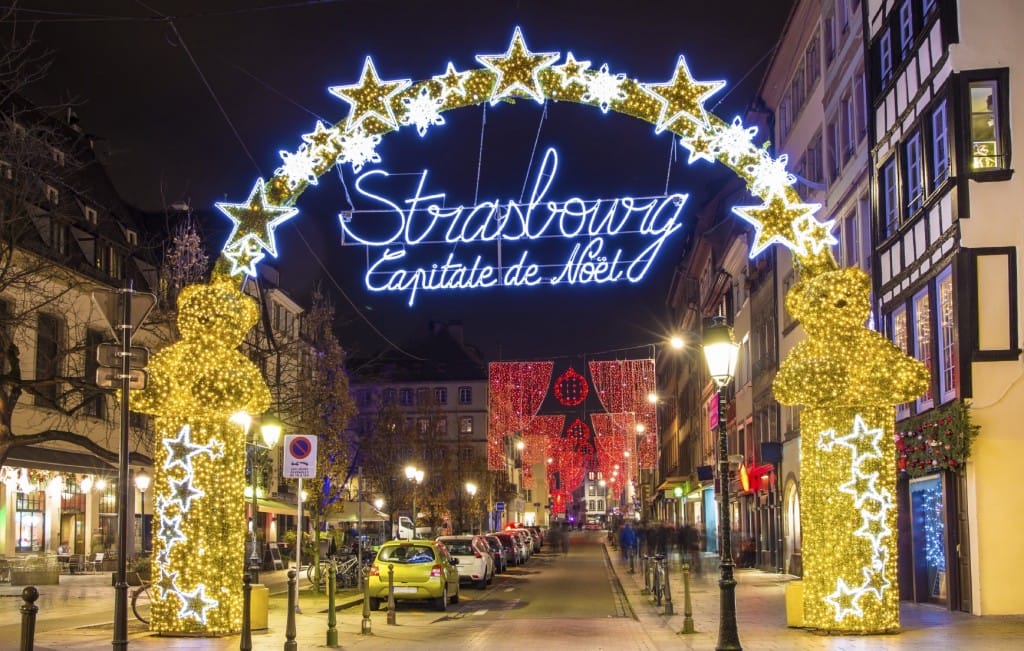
[405,465,424,539]
[233,412,281,584]
[465,482,478,534]
[702,315,742,651]
[133,469,150,555]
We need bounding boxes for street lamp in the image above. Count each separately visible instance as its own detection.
[134,469,150,555]
[702,315,742,651]
[465,482,478,534]
[232,412,281,584]
[405,465,424,539]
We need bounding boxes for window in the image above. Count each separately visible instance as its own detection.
[923,0,937,18]
[937,267,957,402]
[913,289,934,411]
[931,99,950,188]
[416,388,430,405]
[841,92,856,160]
[892,306,910,420]
[837,0,850,34]
[806,32,821,86]
[879,31,893,85]
[51,147,65,166]
[417,417,430,434]
[898,1,914,56]
[0,159,11,179]
[399,388,414,406]
[459,416,473,435]
[44,184,59,205]
[84,207,98,224]
[458,386,472,404]
[806,134,823,184]
[854,72,867,137]
[824,16,836,63]
[15,486,44,552]
[84,328,106,418]
[904,131,923,214]
[968,76,1010,173]
[96,244,123,279]
[778,102,790,141]
[357,390,373,408]
[36,313,63,406]
[827,120,841,178]
[383,388,396,405]
[434,387,447,405]
[791,66,806,113]
[435,417,447,434]
[881,158,899,237]
[126,229,138,246]
[840,211,860,268]
[51,219,69,256]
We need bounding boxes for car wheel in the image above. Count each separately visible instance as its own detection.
[475,576,486,589]
[368,597,380,611]
[486,567,493,585]
[434,583,448,612]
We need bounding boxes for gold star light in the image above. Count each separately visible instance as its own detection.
[215,178,299,276]
[678,129,718,164]
[329,57,410,131]
[732,195,822,257]
[793,212,839,256]
[553,51,592,88]
[432,61,471,100]
[645,55,725,133]
[476,26,559,105]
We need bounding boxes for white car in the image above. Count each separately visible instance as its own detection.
[436,535,494,588]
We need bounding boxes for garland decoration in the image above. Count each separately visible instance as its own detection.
[895,399,979,477]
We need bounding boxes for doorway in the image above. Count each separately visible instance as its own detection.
[909,475,948,605]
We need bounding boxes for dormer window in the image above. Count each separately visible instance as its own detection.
[50,148,65,167]
[44,184,59,205]
[126,229,138,245]
[0,160,11,180]
[84,207,98,224]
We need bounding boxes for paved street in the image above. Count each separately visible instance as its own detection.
[1,532,1022,650]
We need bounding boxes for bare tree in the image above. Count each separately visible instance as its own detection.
[356,401,420,537]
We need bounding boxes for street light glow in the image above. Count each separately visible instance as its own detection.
[669,334,685,350]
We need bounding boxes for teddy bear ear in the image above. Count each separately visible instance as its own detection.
[842,266,872,292]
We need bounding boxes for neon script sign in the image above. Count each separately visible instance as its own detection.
[340,148,686,305]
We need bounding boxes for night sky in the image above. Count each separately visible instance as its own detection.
[15,0,794,360]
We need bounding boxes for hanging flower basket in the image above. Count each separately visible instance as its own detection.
[895,399,979,478]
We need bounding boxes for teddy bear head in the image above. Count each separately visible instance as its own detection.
[785,266,871,335]
[176,278,259,346]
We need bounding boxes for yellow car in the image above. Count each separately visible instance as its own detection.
[367,539,460,611]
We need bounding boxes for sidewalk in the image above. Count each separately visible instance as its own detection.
[607,548,1024,650]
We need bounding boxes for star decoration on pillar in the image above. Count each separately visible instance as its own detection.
[825,578,865,620]
[169,476,205,512]
[733,195,821,258]
[154,568,180,599]
[176,584,218,625]
[215,178,299,275]
[162,425,220,473]
[158,513,187,548]
[329,57,411,131]
[432,62,471,101]
[476,26,559,105]
[838,470,880,507]
[644,55,724,133]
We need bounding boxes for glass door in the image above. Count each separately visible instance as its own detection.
[909,474,948,605]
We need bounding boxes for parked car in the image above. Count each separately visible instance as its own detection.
[366,539,460,611]
[483,534,508,573]
[493,532,523,566]
[436,535,494,588]
[527,526,545,550]
[508,529,534,558]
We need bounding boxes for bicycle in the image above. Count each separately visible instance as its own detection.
[651,554,666,607]
[131,577,152,624]
[307,555,362,590]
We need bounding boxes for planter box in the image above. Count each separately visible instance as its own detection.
[11,568,60,586]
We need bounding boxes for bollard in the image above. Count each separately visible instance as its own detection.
[641,556,651,595]
[240,574,253,651]
[680,562,696,634]
[19,586,39,651]
[386,564,396,625]
[326,558,338,647]
[663,558,674,616]
[361,565,372,635]
[284,569,297,651]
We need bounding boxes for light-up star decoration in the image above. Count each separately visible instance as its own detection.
[553,51,592,88]
[645,55,725,133]
[733,195,822,258]
[329,57,410,131]
[476,26,559,104]
[432,62,471,100]
[215,178,299,276]
[177,585,218,626]
[163,424,220,472]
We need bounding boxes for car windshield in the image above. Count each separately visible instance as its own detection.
[445,541,474,556]
[378,545,435,564]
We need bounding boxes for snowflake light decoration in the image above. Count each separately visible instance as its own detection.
[400,86,446,137]
[337,128,383,172]
[276,146,320,189]
[582,64,627,113]
[710,116,758,166]
[746,150,796,199]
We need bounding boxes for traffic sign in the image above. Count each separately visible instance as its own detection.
[495,501,505,511]
[283,434,317,478]
[96,343,150,369]
[95,367,147,389]
[91,289,157,342]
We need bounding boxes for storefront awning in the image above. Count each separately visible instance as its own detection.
[256,498,300,515]
[4,445,116,475]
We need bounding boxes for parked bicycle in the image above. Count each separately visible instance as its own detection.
[131,577,152,624]
[306,554,362,590]
[649,554,666,607]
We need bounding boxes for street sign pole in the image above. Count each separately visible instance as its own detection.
[113,281,132,651]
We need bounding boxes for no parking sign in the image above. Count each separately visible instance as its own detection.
[283,434,317,478]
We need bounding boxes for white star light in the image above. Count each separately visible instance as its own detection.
[475,26,559,105]
[162,425,219,473]
[825,578,866,620]
[158,513,186,549]
[553,51,592,88]
[169,476,205,512]
[793,213,839,256]
[746,150,796,199]
[276,146,320,189]
[300,120,341,156]
[854,507,893,550]
[710,117,759,165]
[582,64,627,113]
[175,584,218,625]
[337,129,382,172]
[678,129,719,164]
[400,86,446,137]
[432,62,471,101]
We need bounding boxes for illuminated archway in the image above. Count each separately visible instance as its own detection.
[141,27,928,635]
